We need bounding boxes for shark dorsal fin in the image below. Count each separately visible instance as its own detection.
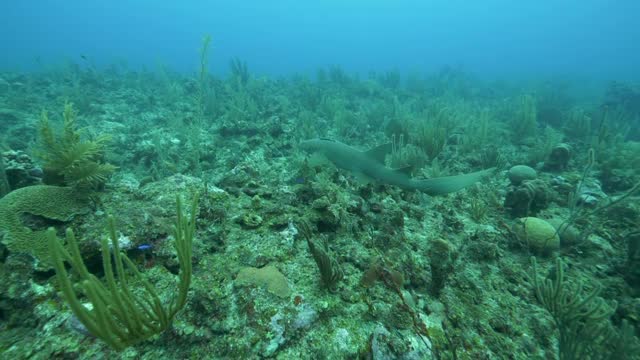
[393,165,414,176]
[364,143,393,164]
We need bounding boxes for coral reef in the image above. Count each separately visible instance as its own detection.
[0,60,638,359]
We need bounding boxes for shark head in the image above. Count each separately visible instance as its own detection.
[299,138,341,167]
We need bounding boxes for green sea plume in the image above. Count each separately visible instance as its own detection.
[48,194,198,351]
[530,257,616,359]
[37,102,116,189]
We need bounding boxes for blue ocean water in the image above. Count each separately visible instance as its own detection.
[1,0,639,79]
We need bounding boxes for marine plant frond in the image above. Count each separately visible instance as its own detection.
[36,102,115,188]
[61,101,80,145]
[530,257,617,359]
[48,194,198,351]
[37,110,60,158]
[63,161,118,188]
[46,140,99,169]
[67,135,111,161]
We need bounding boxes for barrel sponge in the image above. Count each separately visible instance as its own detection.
[512,217,560,254]
[0,185,88,267]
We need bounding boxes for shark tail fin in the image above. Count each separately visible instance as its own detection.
[415,168,496,196]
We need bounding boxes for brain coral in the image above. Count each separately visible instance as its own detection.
[0,185,88,268]
[236,265,291,298]
[512,217,560,254]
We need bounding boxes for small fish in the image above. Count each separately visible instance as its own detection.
[137,244,153,251]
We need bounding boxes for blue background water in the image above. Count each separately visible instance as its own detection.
[1,0,639,79]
